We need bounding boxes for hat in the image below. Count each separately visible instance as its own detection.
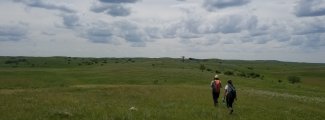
[214,74,218,78]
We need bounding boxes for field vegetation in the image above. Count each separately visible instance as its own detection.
[0,56,324,120]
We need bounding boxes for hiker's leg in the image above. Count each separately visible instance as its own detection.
[228,96,235,114]
[212,92,217,106]
[216,92,220,103]
[226,95,231,108]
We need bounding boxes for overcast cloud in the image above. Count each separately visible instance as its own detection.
[0,0,325,63]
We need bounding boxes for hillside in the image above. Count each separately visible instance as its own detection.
[0,56,324,120]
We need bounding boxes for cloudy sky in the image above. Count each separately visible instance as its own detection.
[0,0,325,63]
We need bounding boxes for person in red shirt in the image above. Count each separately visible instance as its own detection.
[210,74,222,107]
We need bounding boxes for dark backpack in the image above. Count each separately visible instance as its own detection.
[227,84,236,98]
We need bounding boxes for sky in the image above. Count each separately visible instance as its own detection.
[0,0,325,63]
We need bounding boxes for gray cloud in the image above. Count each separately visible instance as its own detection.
[41,31,56,36]
[304,33,324,49]
[84,21,149,47]
[91,0,139,17]
[144,27,162,39]
[99,0,139,3]
[289,33,325,50]
[90,3,110,13]
[0,25,27,42]
[106,4,131,17]
[211,15,243,34]
[61,14,80,28]
[115,21,149,46]
[86,27,115,44]
[295,0,325,17]
[159,14,249,40]
[14,0,75,13]
[294,19,325,35]
[203,0,250,11]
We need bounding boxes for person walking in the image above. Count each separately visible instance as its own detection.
[210,75,222,107]
[225,80,237,114]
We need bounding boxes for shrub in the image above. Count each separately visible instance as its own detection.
[260,75,264,80]
[224,71,234,76]
[237,72,246,77]
[215,70,221,74]
[247,67,254,70]
[248,72,260,78]
[199,64,206,72]
[288,76,301,84]
[153,80,159,84]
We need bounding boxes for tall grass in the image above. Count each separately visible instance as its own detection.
[0,57,324,119]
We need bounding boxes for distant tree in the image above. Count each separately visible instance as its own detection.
[278,80,282,83]
[206,68,212,72]
[181,56,185,62]
[189,58,196,61]
[288,76,301,84]
[199,64,206,72]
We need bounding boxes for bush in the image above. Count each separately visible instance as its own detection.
[224,71,234,76]
[247,67,254,70]
[248,72,260,78]
[215,70,221,74]
[237,72,246,77]
[153,80,159,84]
[199,64,206,72]
[288,76,301,84]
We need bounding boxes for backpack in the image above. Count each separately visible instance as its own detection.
[227,84,236,98]
[212,80,221,92]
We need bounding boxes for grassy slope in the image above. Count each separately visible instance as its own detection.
[0,56,324,120]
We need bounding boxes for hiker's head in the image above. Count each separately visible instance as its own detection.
[214,74,219,80]
[227,80,233,84]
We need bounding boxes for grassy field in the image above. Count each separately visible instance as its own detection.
[0,56,324,120]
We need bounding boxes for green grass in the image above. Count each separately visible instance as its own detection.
[1,85,324,120]
[0,56,324,120]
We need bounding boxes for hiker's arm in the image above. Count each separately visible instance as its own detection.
[224,90,228,97]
